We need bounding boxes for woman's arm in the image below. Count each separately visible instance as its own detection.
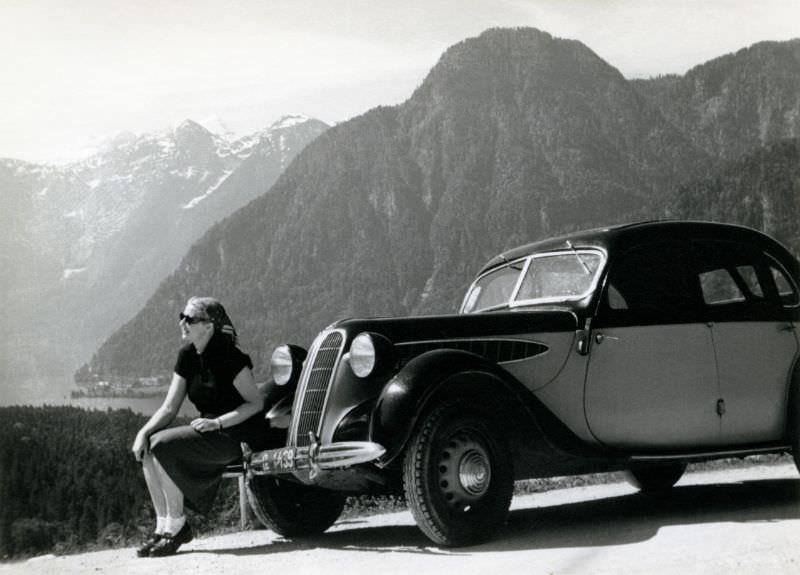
[191,366,263,432]
[132,373,187,460]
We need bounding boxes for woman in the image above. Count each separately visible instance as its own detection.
[132,297,265,557]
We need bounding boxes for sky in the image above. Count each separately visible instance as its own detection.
[1,0,799,163]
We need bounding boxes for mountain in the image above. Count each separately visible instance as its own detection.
[84,27,800,381]
[671,138,800,253]
[1,115,328,388]
[632,39,800,160]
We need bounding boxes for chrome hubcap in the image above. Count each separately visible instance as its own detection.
[437,431,492,509]
[459,450,491,496]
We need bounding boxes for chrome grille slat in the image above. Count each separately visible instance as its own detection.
[291,331,345,447]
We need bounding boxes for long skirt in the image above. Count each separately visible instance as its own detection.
[149,413,268,514]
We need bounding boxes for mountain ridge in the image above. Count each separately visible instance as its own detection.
[85,28,800,381]
[632,38,800,160]
[1,116,328,388]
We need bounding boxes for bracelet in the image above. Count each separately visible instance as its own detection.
[216,418,223,430]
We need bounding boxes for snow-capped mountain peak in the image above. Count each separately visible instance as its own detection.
[198,115,237,139]
[270,114,312,130]
[5,115,329,275]
[174,118,210,135]
[3,113,329,387]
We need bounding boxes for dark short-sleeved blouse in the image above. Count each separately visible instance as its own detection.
[174,333,253,416]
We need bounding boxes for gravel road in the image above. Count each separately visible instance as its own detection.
[3,462,799,575]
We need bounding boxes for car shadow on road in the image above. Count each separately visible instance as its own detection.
[491,476,800,552]
[191,522,446,557]
[191,476,800,557]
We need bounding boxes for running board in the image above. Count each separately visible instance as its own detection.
[629,444,791,462]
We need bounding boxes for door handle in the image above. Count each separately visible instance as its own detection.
[594,332,619,344]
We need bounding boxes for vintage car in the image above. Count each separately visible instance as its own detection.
[244,220,800,546]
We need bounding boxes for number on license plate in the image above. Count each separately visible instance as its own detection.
[268,447,295,471]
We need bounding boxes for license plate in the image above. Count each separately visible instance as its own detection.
[255,446,297,473]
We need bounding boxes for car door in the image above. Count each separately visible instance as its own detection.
[584,240,721,449]
[692,240,799,444]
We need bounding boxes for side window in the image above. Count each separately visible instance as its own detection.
[693,240,779,318]
[699,268,745,305]
[601,241,698,324]
[770,263,799,306]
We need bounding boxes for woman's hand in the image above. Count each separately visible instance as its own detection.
[190,417,222,433]
[132,432,149,462]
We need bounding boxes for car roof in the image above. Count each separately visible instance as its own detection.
[478,220,799,277]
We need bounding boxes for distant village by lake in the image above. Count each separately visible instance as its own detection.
[70,374,169,399]
[1,375,195,417]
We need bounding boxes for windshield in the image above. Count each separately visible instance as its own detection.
[461,250,604,313]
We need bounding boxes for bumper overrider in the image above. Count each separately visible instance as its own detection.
[242,433,386,480]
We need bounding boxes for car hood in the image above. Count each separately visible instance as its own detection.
[329,308,579,345]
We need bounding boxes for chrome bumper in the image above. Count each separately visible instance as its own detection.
[243,433,385,479]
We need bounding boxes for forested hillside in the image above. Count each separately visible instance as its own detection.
[672,138,800,253]
[632,40,800,160]
[0,407,243,558]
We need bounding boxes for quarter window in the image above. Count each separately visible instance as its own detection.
[770,264,799,306]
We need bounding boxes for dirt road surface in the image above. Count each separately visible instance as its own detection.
[3,463,799,575]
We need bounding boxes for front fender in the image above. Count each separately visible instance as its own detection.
[265,393,293,429]
[370,349,522,465]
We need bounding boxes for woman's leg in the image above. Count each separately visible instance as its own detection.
[150,452,186,531]
[145,449,193,556]
[137,452,175,556]
[141,453,168,522]
[149,423,244,518]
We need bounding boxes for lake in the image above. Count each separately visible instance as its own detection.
[0,375,198,417]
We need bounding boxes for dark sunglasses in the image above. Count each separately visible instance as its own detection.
[179,313,209,325]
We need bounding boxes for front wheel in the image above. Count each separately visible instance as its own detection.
[623,462,687,493]
[403,401,514,546]
[246,475,346,537]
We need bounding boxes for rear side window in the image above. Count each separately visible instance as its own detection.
[699,268,746,305]
[693,240,790,319]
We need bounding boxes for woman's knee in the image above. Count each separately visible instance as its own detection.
[149,425,194,453]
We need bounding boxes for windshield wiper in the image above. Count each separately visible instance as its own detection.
[499,254,524,271]
[565,241,592,274]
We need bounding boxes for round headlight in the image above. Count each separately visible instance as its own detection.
[270,345,294,386]
[350,333,377,378]
[350,332,394,378]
